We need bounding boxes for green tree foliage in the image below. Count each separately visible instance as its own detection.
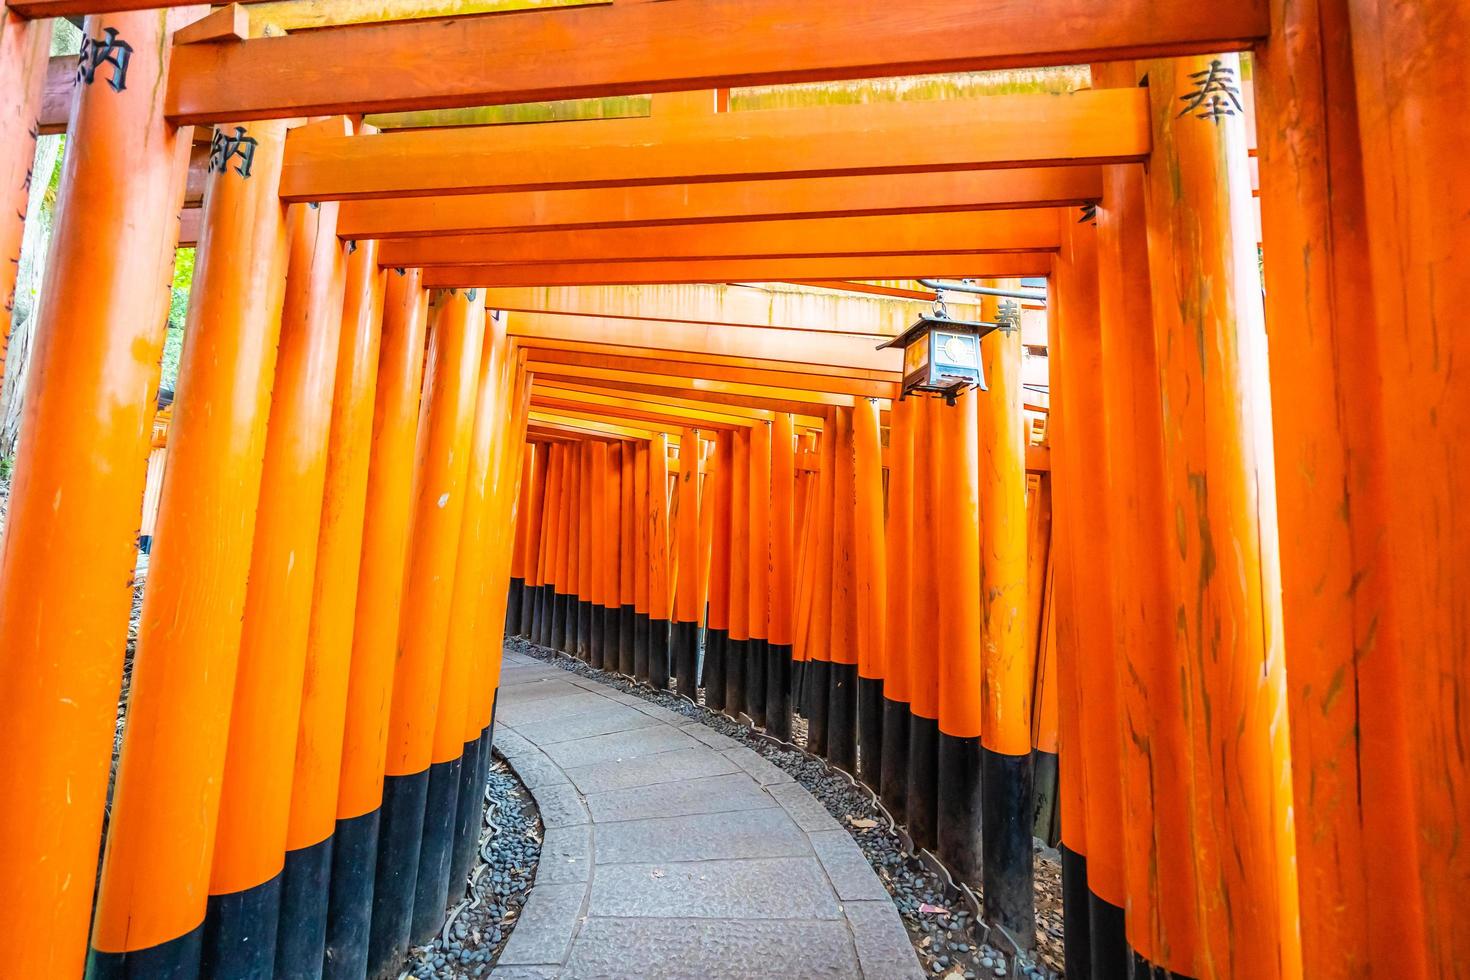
[161,247,194,388]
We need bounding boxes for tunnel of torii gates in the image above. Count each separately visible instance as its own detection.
[0,0,1464,978]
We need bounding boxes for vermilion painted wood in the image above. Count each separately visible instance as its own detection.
[152,0,1265,122]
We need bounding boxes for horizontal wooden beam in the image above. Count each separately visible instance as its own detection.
[161,0,1265,122]
[420,253,1052,287]
[279,90,1146,201]
[536,378,825,428]
[537,376,832,421]
[525,360,874,407]
[532,388,755,431]
[378,209,1059,267]
[336,167,1099,239]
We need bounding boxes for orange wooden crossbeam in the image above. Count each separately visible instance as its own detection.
[154,0,1264,122]
[536,375,836,421]
[535,378,826,429]
[524,361,875,408]
[531,389,755,432]
[279,92,1145,201]
[419,254,1051,287]
[337,168,1099,239]
[377,209,1060,267]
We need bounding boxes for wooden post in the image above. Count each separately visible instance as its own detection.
[618,436,637,672]
[0,9,48,390]
[0,10,187,975]
[936,385,983,887]
[906,397,941,852]
[853,398,887,787]
[555,443,578,655]
[1141,54,1294,979]
[766,413,797,740]
[674,426,703,695]
[326,268,428,977]
[520,445,549,638]
[507,444,534,637]
[369,288,484,977]
[804,420,835,755]
[588,439,608,667]
[283,236,385,978]
[576,439,595,661]
[880,397,916,823]
[826,406,859,771]
[646,433,673,688]
[705,430,734,712]
[603,442,624,667]
[726,427,751,715]
[633,440,652,680]
[541,443,566,650]
[205,189,349,975]
[746,420,772,726]
[90,117,291,978]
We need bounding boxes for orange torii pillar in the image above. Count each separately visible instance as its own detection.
[633,440,652,680]
[588,440,609,667]
[88,118,292,977]
[906,397,941,852]
[726,428,751,717]
[0,8,47,389]
[410,309,504,943]
[1029,565,1059,845]
[673,427,703,695]
[559,442,583,657]
[935,386,983,887]
[1142,55,1295,979]
[826,407,860,772]
[601,443,625,669]
[617,438,638,673]
[368,289,485,977]
[1052,218,1128,975]
[576,441,596,661]
[1254,3,1461,973]
[791,439,816,724]
[517,444,549,637]
[704,430,734,711]
[646,433,674,688]
[880,397,917,822]
[535,444,565,648]
[204,186,350,974]
[507,443,536,636]
[551,442,575,654]
[325,269,428,977]
[1087,81,1196,976]
[281,237,386,976]
[803,422,834,754]
[853,399,888,787]
[746,421,773,726]
[765,413,797,741]
[0,11,188,973]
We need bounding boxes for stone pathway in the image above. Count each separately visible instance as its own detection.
[489,650,925,980]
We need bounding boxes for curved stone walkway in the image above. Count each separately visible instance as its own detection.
[489,649,924,980]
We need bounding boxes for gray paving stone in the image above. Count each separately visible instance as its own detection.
[500,667,568,687]
[490,966,562,979]
[535,825,592,885]
[845,900,926,979]
[593,807,810,865]
[767,780,844,833]
[621,700,689,725]
[563,917,859,980]
[496,882,587,966]
[499,680,597,705]
[506,747,570,791]
[678,722,742,750]
[588,857,842,919]
[529,782,590,829]
[540,724,699,769]
[721,744,795,785]
[563,745,740,794]
[493,727,535,759]
[498,690,615,727]
[808,830,890,901]
[583,772,778,824]
[515,705,662,746]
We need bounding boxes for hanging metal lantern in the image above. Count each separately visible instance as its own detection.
[878,295,1018,405]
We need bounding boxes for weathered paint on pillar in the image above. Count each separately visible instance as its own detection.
[0,9,187,974]
[90,117,293,974]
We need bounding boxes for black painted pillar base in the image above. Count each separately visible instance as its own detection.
[550,591,568,652]
[410,758,462,944]
[937,731,983,885]
[449,732,484,895]
[277,836,333,980]
[648,617,671,690]
[576,599,593,662]
[505,579,523,636]
[826,661,858,773]
[1061,844,1092,980]
[87,926,204,979]
[1129,951,1198,979]
[618,605,635,675]
[725,637,748,719]
[856,676,884,788]
[703,628,728,711]
[906,714,939,852]
[980,747,1035,949]
[323,809,380,980]
[746,637,768,728]
[534,585,552,647]
[633,612,650,681]
[1089,890,1129,979]
[765,642,792,741]
[518,580,536,638]
[201,874,283,979]
[602,606,620,670]
[1031,748,1059,846]
[672,620,698,698]
[367,770,429,980]
[805,659,830,757]
[879,698,910,825]
[589,605,605,668]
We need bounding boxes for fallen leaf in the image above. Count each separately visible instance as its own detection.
[847,817,879,829]
[918,903,950,916]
